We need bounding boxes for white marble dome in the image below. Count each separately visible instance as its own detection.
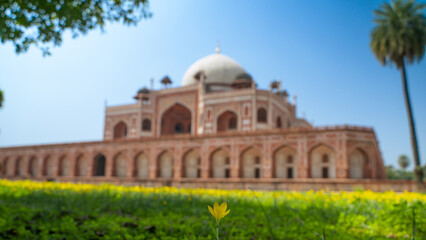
[182,53,246,86]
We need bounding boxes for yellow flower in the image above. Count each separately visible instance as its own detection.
[208,202,230,222]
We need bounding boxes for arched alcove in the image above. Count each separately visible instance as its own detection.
[93,154,106,176]
[274,146,297,178]
[113,121,128,139]
[161,103,191,135]
[28,157,38,177]
[349,149,368,179]
[142,119,151,131]
[210,148,230,178]
[15,157,24,176]
[241,147,262,178]
[75,155,86,176]
[1,157,9,176]
[309,145,335,179]
[257,108,267,123]
[158,151,173,178]
[58,156,70,176]
[183,149,201,178]
[217,111,238,132]
[113,153,127,177]
[134,152,149,178]
[42,156,54,177]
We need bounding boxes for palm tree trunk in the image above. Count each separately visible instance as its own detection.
[400,58,423,183]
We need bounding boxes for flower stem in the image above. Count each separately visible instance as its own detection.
[216,221,220,240]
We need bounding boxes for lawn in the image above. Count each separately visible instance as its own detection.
[0,180,424,239]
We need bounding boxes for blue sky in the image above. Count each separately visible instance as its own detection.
[0,0,425,168]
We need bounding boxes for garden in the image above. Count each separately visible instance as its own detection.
[0,180,424,239]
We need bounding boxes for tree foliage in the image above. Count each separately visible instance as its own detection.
[0,0,151,55]
[386,165,414,180]
[386,164,426,180]
[0,89,3,108]
[370,0,426,69]
[398,155,410,170]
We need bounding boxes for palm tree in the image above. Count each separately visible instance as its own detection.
[370,0,425,183]
[161,76,172,89]
[398,155,410,170]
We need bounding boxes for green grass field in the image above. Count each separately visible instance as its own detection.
[0,180,424,239]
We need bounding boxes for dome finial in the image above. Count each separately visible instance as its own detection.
[215,41,220,54]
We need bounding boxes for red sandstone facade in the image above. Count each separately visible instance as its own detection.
[0,51,389,190]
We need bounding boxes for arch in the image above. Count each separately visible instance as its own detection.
[75,155,87,176]
[349,149,368,179]
[276,116,282,128]
[93,154,106,176]
[5,157,12,176]
[58,155,70,176]
[308,142,337,154]
[257,107,267,123]
[183,149,201,178]
[42,156,54,177]
[240,147,262,178]
[161,103,192,135]
[113,121,128,139]
[4,157,14,176]
[217,110,238,132]
[113,152,127,177]
[309,145,335,178]
[15,157,24,176]
[157,151,174,178]
[134,152,149,178]
[1,157,9,176]
[210,148,231,178]
[273,146,297,178]
[28,156,38,177]
[142,119,151,131]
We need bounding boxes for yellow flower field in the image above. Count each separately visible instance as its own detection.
[0,180,424,239]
